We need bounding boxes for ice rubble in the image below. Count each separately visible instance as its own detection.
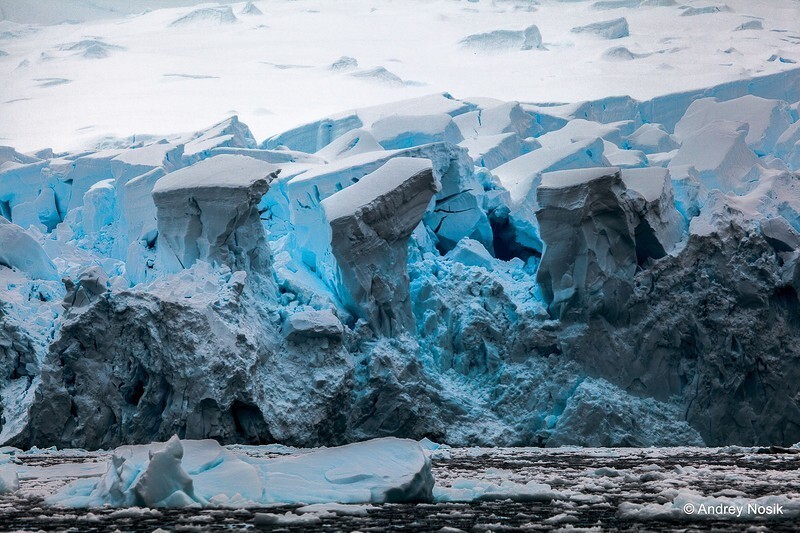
[51,436,433,507]
[2,68,800,451]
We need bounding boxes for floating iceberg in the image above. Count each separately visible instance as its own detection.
[50,437,433,507]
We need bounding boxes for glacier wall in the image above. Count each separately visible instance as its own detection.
[3,70,800,449]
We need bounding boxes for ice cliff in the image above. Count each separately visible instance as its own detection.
[3,70,800,449]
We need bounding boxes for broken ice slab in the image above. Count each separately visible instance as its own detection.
[536,165,684,323]
[152,154,278,273]
[49,436,433,507]
[0,216,58,280]
[318,158,438,336]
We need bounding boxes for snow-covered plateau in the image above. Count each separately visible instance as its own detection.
[2,0,800,522]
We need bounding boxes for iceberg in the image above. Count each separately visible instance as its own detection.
[50,436,433,507]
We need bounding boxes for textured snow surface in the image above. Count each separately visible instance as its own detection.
[2,1,800,453]
[2,0,800,153]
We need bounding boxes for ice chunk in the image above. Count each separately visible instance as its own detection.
[459,133,539,170]
[602,45,647,61]
[592,0,642,9]
[283,309,344,342]
[240,2,263,16]
[320,158,438,335]
[169,6,238,27]
[289,142,491,259]
[668,165,706,220]
[62,265,110,312]
[571,17,630,39]
[350,66,404,86]
[0,216,58,280]
[329,56,358,71]
[262,93,474,153]
[58,39,124,59]
[680,5,732,16]
[669,120,761,193]
[0,464,19,494]
[0,146,39,166]
[459,25,543,52]
[536,119,634,150]
[735,20,763,31]
[673,96,793,156]
[602,140,647,168]
[152,155,277,272]
[54,437,262,507]
[621,167,685,259]
[49,150,120,214]
[130,436,198,507]
[761,217,800,252]
[774,121,800,169]
[495,138,609,204]
[262,437,433,504]
[623,123,680,154]
[434,478,556,503]
[369,114,463,150]
[536,167,635,322]
[546,378,704,447]
[202,146,324,165]
[182,116,257,162]
[492,138,609,252]
[445,238,496,271]
[82,179,116,235]
[315,129,384,161]
[453,101,540,139]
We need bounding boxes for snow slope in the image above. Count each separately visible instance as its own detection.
[1,0,799,152]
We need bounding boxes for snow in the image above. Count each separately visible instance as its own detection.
[3,1,800,154]
[673,96,794,156]
[370,114,463,150]
[669,120,761,193]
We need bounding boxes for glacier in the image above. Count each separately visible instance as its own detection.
[2,63,800,454]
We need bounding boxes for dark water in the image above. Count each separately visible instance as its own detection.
[1,446,798,532]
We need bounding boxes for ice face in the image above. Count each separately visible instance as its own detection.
[321,158,438,336]
[152,155,277,273]
[4,54,800,451]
